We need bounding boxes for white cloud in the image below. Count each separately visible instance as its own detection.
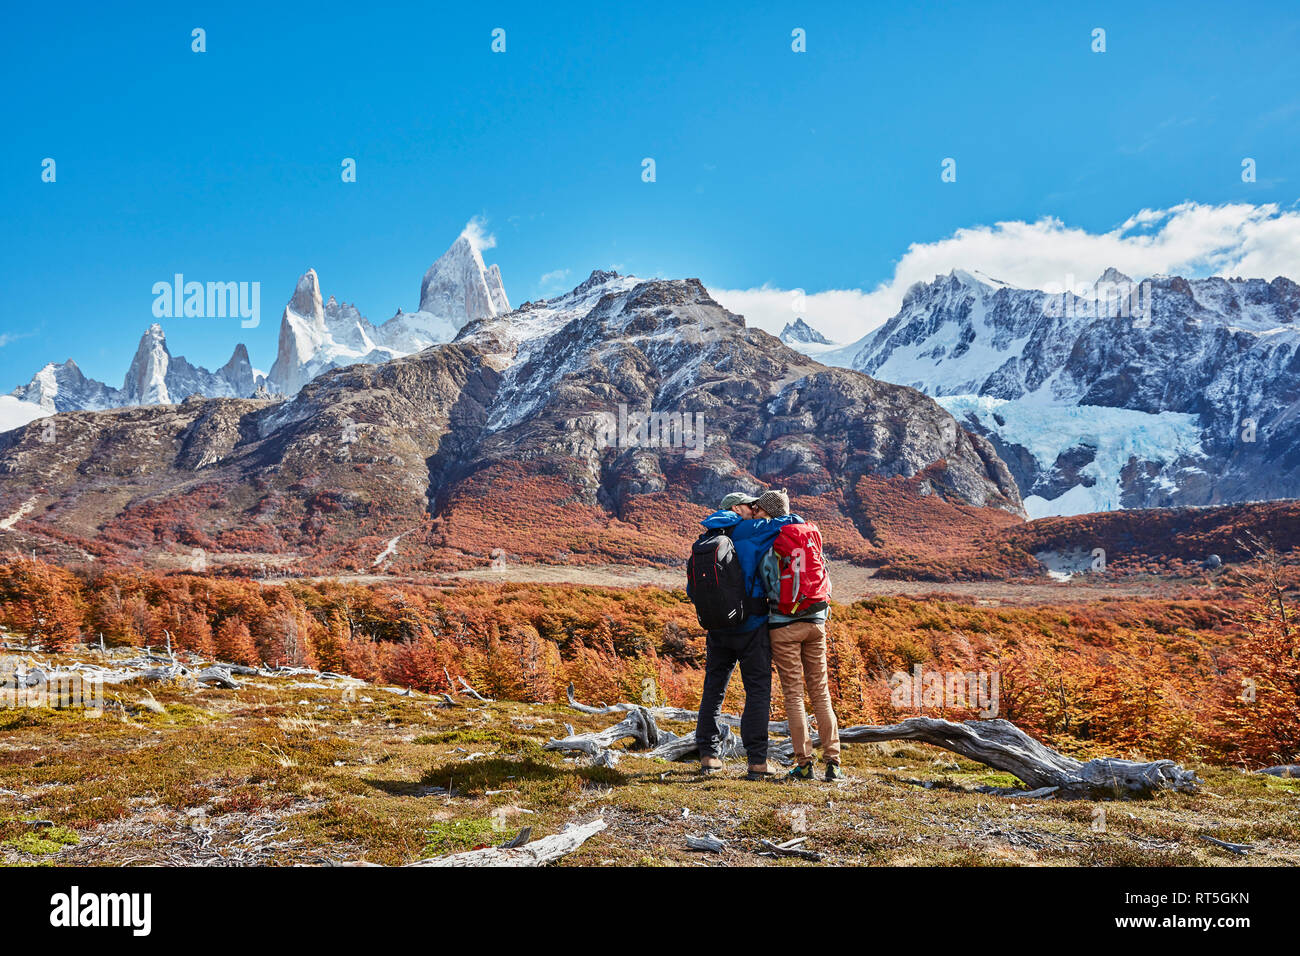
[708,202,1300,345]
[539,268,570,290]
[704,286,878,346]
[460,216,497,253]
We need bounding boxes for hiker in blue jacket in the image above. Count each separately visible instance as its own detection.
[688,491,803,780]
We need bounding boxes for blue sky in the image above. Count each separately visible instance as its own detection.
[2,0,1298,387]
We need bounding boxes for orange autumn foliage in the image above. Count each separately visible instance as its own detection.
[0,553,1294,767]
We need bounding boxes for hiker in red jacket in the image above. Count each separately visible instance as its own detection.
[753,488,843,782]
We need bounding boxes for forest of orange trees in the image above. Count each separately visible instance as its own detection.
[0,554,1295,769]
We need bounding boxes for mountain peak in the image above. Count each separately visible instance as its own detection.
[123,323,174,405]
[572,269,623,296]
[1096,267,1134,285]
[418,234,510,321]
[780,318,833,345]
[289,269,324,319]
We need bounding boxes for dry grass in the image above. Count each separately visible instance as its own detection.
[1,647,1296,867]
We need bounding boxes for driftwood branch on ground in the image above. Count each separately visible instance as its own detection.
[194,666,241,689]
[546,706,660,756]
[407,818,605,867]
[1259,764,1300,778]
[1198,834,1252,855]
[772,717,1200,799]
[556,689,1198,799]
[759,837,822,862]
[685,833,727,853]
[456,676,492,703]
[546,703,747,762]
[565,683,789,734]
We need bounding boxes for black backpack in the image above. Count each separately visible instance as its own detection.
[687,528,749,631]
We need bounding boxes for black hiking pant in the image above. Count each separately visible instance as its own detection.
[695,621,771,765]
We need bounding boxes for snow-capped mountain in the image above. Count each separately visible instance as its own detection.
[823,268,1300,516]
[4,230,511,428]
[780,318,833,345]
[10,325,260,416]
[10,359,124,413]
[122,324,262,405]
[778,318,838,357]
[774,317,837,358]
[266,234,511,396]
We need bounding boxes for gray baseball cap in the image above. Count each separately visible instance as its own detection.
[719,492,758,511]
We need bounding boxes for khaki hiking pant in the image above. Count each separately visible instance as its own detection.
[770,620,840,766]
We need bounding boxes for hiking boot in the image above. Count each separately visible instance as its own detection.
[746,762,774,781]
[787,761,814,781]
[824,761,845,782]
[699,756,723,773]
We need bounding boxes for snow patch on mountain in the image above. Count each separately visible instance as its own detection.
[480,270,642,432]
[0,396,45,434]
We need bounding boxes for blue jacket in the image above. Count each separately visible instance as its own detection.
[692,509,804,634]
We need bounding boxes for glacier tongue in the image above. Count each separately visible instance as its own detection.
[936,393,1205,518]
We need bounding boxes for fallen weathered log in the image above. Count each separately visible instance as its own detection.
[140,665,189,683]
[407,818,605,867]
[557,702,1199,799]
[546,704,748,763]
[548,719,746,763]
[769,716,1199,799]
[272,666,320,677]
[565,684,790,735]
[1259,764,1300,778]
[224,664,264,677]
[685,833,727,853]
[563,683,628,715]
[646,724,746,762]
[1198,834,1252,855]
[194,666,241,690]
[546,706,661,757]
[759,837,821,862]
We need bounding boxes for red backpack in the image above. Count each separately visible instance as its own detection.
[769,522,830,616]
